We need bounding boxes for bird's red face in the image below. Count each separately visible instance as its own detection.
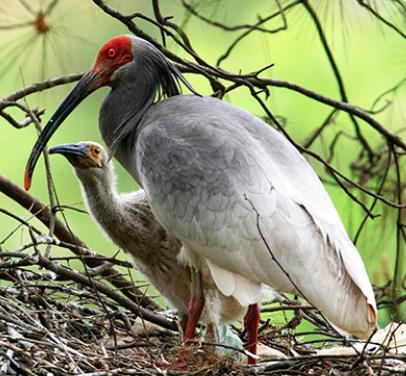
[91,35,134,87]
[24,35,134,190]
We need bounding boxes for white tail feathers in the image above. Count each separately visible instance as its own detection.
[206,260,263,306]
[355,303,378,339]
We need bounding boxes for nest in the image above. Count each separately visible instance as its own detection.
[0,267,404,376]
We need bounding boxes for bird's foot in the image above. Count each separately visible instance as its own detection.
[158,341,202,370]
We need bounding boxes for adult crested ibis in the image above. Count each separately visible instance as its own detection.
[48,141,245,340]
[26,35,377,362]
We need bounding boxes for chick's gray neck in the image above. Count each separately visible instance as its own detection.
[74,165,150,259]
[74,165,122,229]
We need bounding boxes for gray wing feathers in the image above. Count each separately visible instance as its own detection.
[136,96,376,336]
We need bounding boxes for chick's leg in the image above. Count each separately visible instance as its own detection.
[184,268,204,340]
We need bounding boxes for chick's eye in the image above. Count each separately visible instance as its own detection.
[94,147,100,155]
[107,48,116,58]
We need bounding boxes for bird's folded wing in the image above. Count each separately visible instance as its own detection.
[136,99,377,336]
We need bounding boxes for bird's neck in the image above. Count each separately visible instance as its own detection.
[99,76,157,182]
[74,165,124,229]
[98,44,186,182]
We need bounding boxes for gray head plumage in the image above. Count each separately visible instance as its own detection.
[108,36,199,154]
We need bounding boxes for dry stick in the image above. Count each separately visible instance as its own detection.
[0,174,160,311]
[261,304,314,314]
[391,145,404,321]
[0,208,42,243]
[35,255,176,330]
[181,0,295,33]
[353,145,392,244]
[370,78,406,113]
[50,253,133,268]
[148,0,224,92]
[376,322,404,376]
[0,103,44,129]
[213,0,299,66]
[0,111,26,128]
[152,0,198,60]
[0,72,83,105]
[303,108,338,148]
[356,0,406,39]
[325,130,354,164]
[150,0,211,69]
[247,353,406,373]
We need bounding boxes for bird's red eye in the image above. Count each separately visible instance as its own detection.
[107,48,116,58]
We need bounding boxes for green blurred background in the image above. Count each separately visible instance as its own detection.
[0,0,405,326]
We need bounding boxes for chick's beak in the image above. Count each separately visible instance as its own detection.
[24,70,103,190]
[49,143,89,158]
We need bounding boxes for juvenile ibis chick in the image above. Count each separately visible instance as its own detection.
[49,141,245,337]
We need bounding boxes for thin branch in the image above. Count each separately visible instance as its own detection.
[302,0,373,158]
[0,72,83,107]
[390,144,404,321]
[356,0,406,39]
[303,109,338,148]
[181,0,294,33]
[36,254,177,331]
[353,145,392,244]
[214,0,299,66]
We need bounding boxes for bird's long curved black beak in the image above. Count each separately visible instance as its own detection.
[24,71,101,190]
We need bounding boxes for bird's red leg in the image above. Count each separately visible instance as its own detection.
[179,313,189,335]
[244,303,260,365]
[184,268,204,340]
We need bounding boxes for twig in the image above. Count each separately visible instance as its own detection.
[356,0,406,39]
[0,72,83,106]
[302,0,374,158]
